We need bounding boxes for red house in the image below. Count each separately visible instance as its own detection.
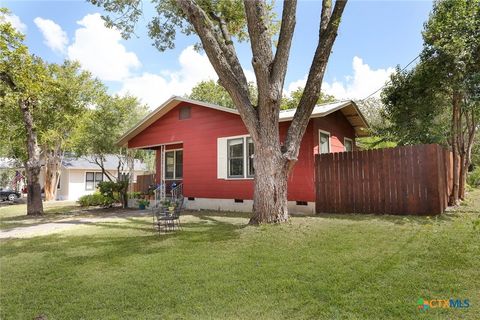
[119,96,369,214]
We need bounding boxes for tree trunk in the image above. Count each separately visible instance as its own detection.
[44,149,62,201]
[449,92,461,206]
[20,98,44,215]
[459,108,477,200]
[250,145,290,224]
[176,0,346,223]
[459,153,467,200]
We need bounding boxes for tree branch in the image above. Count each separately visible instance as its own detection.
[176,0,259,139]
[0,71,17,92]
[270,0,297,102]
[207,10,250,92]
[283,0,347,160]
[244,0,274,106]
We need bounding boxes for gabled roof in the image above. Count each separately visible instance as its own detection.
[117,96,369,146]
[62,155,147,171]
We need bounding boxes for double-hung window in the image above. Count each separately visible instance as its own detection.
[344,138,353,152]
[319,130,331,154]
[85,172,103,190]
[228,138,244,178]
[219,136,254,179]
[247,137,254,177]
[165,150,183,180]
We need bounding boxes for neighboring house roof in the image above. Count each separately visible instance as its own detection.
[0,158,23,169]
[117,96,369,146]
[62,155,147,171]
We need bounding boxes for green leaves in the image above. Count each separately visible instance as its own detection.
[71,94,148,158]
[281,87,335,110]
[89,0,278,52]
[381,64,451,146]
[380,0,480,147]
[188,79,257,108]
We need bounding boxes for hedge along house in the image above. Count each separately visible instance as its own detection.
[118,96,369,214]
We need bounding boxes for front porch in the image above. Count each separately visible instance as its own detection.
[129,142,184,206]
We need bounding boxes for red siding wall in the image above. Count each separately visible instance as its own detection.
[312,112,356,154]
[129,102,355,202]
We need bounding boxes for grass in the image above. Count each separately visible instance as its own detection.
[0,191,479,319]
[0,201,115,230]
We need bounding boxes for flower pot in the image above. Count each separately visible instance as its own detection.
[139,204,146,210]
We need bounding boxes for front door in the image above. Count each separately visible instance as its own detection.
[164,149,183,181]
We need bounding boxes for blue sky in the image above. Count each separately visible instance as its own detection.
[3,0,433,108]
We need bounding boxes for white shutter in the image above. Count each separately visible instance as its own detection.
[217,137,228,179]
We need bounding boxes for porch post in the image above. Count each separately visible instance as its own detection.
[155,148,162,184]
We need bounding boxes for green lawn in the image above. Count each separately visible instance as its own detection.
[0,200,77,226]
[0,201,114,230]
[0,191,479,319]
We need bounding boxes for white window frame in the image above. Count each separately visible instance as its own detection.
[164,148,183,180]
[219,134,254,180]
[318,130,331,154]
[85,171,103,191]
[344,137,354,152]
[227,138,245,178]
[246,137,254,178]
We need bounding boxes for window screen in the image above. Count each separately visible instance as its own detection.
[320,132,330,154]
[247,138,254,177]
[344,139,353,152]
[228,138,244,177]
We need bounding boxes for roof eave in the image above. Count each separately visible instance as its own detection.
[116,96,240,147]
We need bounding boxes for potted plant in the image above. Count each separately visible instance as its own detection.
[161,199,171,207]
[137,199,150,210]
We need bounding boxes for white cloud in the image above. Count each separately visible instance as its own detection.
[286,56,395,100]
[34,17,68,53]
[67,13,140,81]
[286,78,307,95]
[1,13,27,34]
[119,46,257,108]
[119,46,217,107]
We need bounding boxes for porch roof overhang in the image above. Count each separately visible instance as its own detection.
[117,96,369,147]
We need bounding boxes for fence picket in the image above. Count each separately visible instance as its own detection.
[315,144,451,215]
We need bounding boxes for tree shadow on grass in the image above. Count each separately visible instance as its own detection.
[177,214,249,243]
[0,213,249,260]
[0,209,152,232]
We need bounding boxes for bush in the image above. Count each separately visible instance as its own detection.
[78,193,114,207]
[98,180,129,207]
[128,192,142,199]
[467,167,480,188]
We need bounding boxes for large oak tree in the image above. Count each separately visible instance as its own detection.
[91,0,348,223]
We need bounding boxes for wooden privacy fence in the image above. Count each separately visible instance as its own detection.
[315,144,454,215]
[132,174,155,193]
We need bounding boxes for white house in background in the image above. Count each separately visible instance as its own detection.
[39,155,148,201]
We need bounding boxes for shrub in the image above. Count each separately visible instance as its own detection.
[467,167,480,188]
[78,193,114,207]
[128,192,142,199]
[98,180,129,208]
